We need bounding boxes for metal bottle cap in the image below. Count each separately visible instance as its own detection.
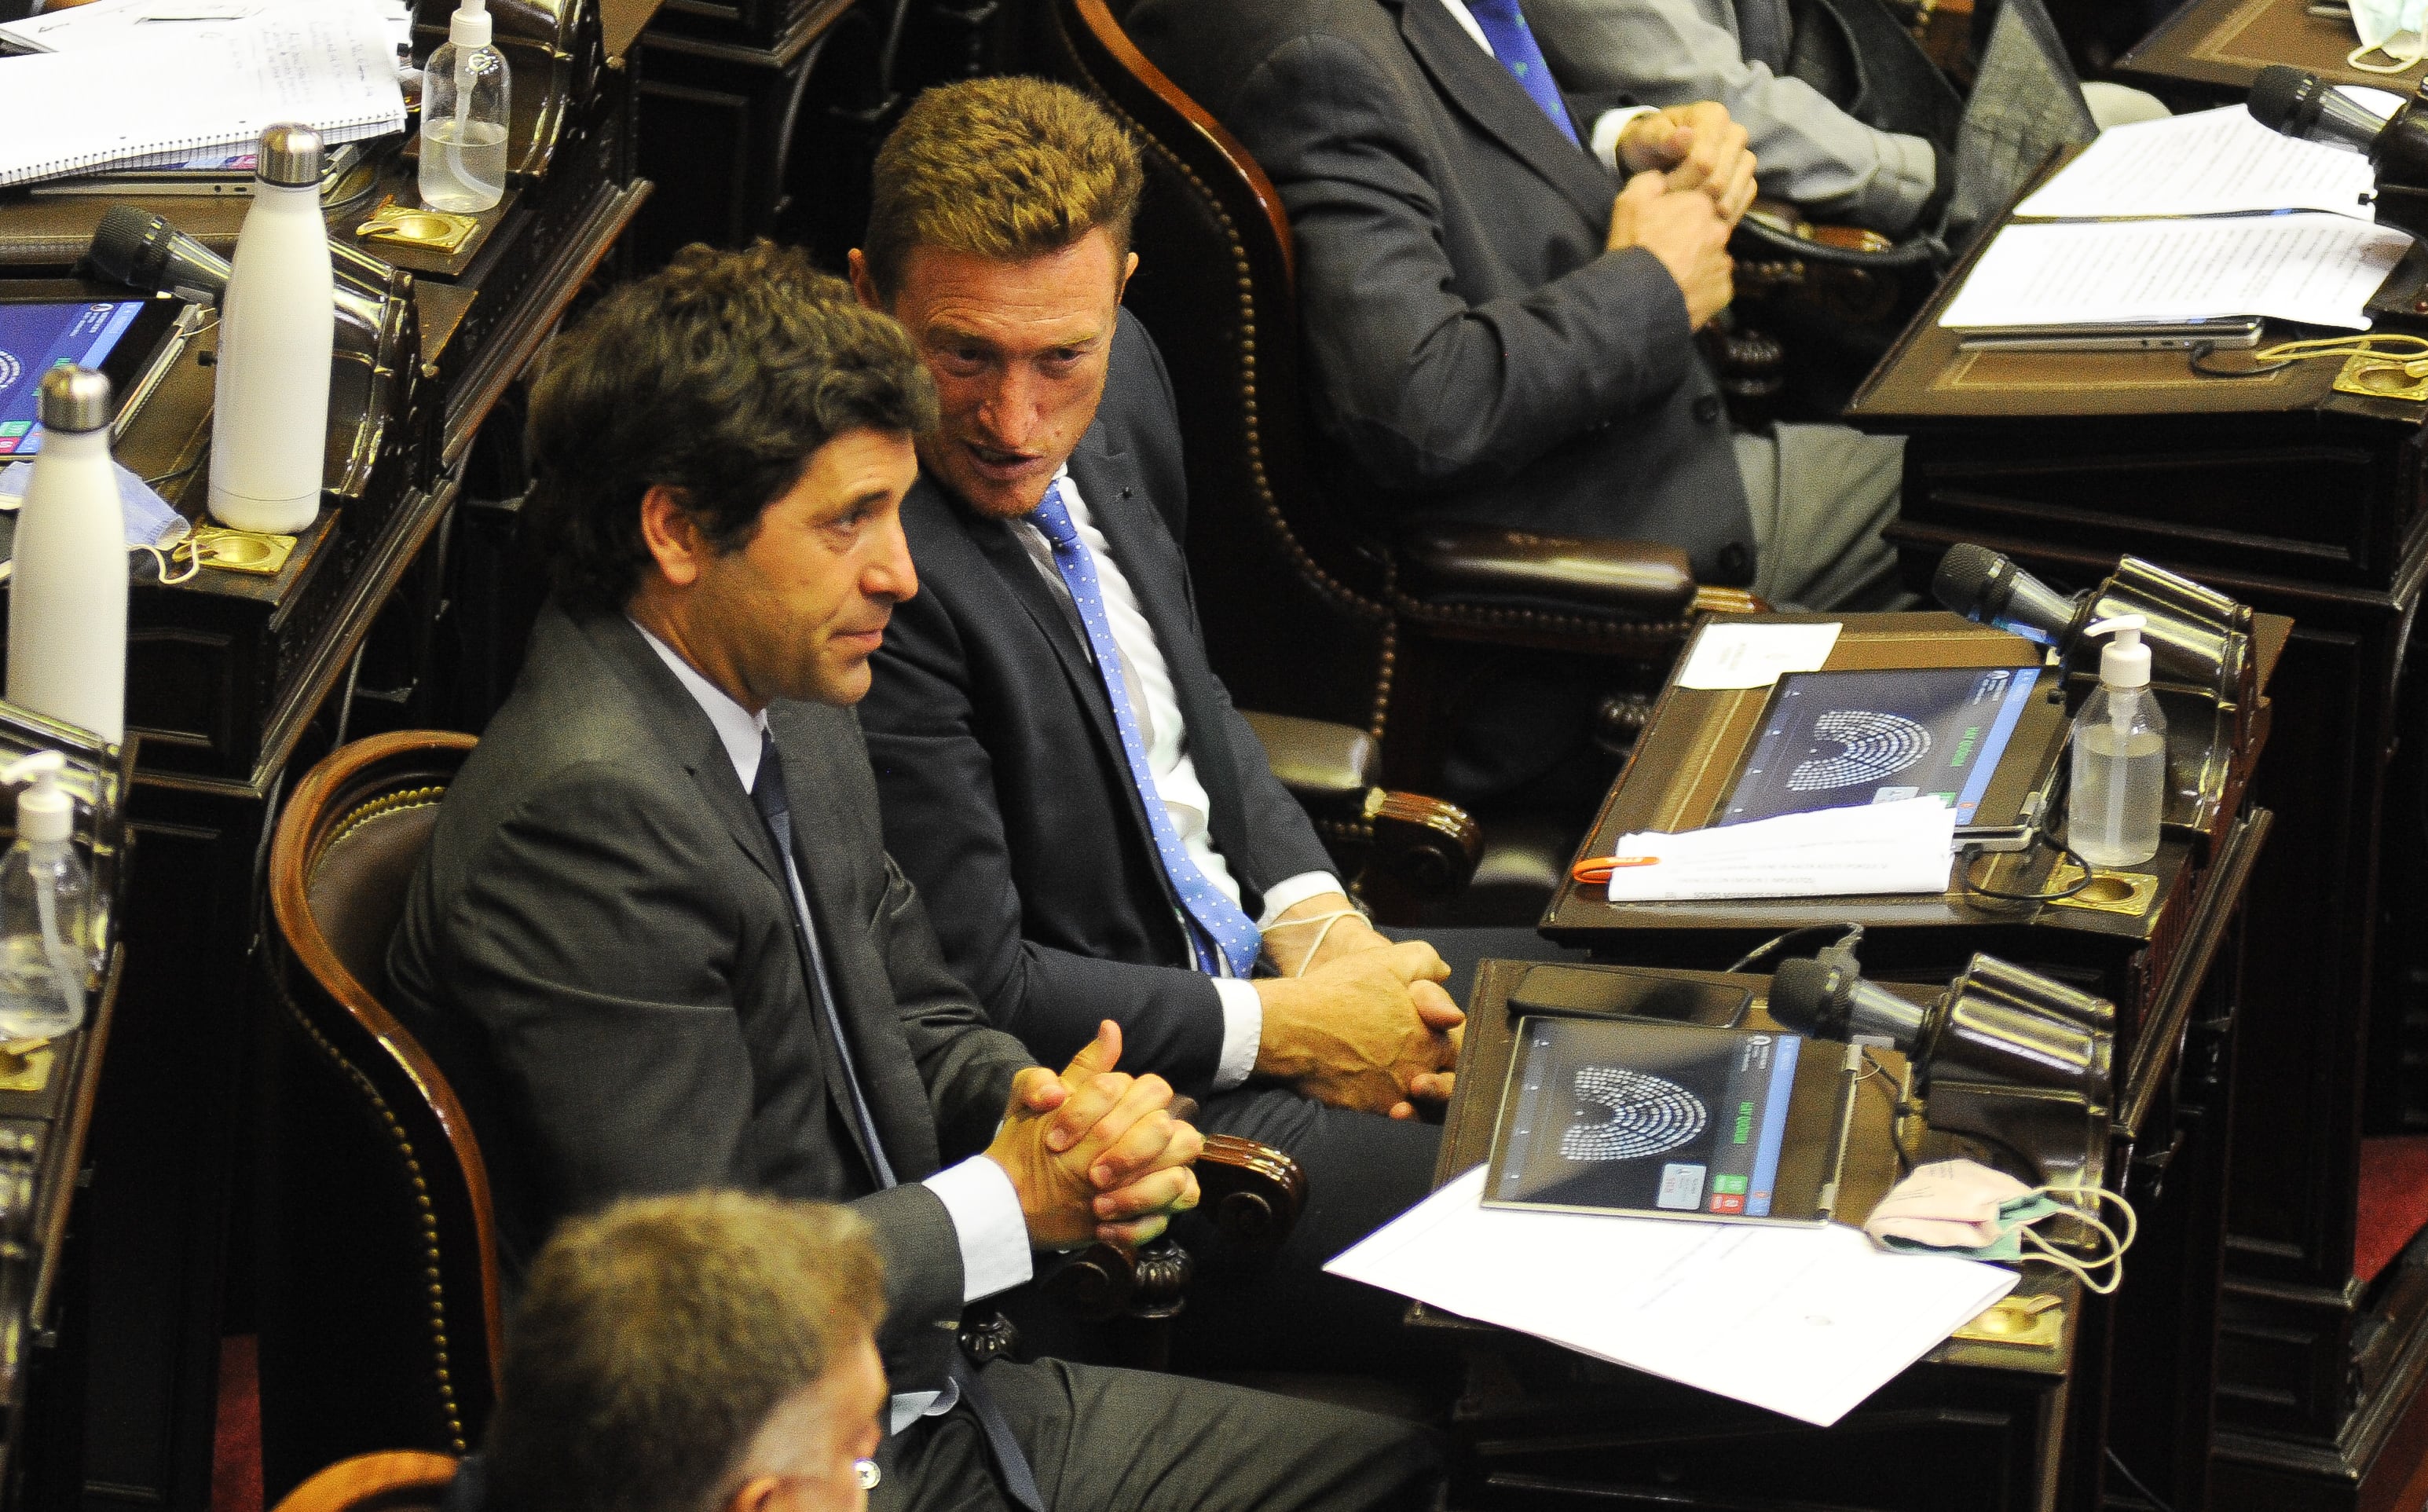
[255,123,324,188]
[36,366,112,434]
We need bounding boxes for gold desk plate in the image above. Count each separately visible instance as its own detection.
[0,1044,56,1094]
[2046,862,2158,917]
[2334,354,2428,403]
[1951,1293,2064,1349]
[190,525,298,577]
[357,202,478,253]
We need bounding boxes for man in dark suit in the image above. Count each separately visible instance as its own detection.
[1128,0,1912,793]
[386,241,1434,1512]
[851,79,1565,1370]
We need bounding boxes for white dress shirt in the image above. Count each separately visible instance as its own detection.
[1437,0,1657,174]
[1009,469,1341,1090]
[633,621,1029,1432]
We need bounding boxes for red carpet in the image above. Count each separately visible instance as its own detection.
[212,1334,263,1512]
[2357,1137,2428,1286]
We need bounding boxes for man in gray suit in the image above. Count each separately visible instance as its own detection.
[1127,0,1906,613]
[386,241,1434,1512]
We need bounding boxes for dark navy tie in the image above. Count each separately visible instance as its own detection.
[1462,0,1581,148]
[1029,481,1262,979]
[749,733,1044,1512]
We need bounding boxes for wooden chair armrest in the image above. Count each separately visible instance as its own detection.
[268,1452,460,1512]
[1365,790,1481,901]
[1399,525,1697,621]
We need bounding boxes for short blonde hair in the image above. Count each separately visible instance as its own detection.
[484,1192,886,1512]
[863,75,1144,295]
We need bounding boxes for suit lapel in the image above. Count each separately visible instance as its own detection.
[1391,0,1620,227]
[581,614,885,1184]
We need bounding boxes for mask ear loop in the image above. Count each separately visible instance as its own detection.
[134,537,201,586]
[2015,1185,2137,1294]
[2349,35,2427,71]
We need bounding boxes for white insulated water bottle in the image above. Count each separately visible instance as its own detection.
[210,122,333,534]
[7,367,127,745]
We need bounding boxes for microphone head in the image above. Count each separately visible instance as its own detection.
[89,204,171,289]
[1767,958,1842,1037]
[2249,64,2316,137]
[1932,543,2005,618]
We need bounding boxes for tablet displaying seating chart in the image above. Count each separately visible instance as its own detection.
[1720,665,2042,827]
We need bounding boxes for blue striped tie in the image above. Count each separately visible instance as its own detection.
[1463,0,1581,147]
[1030,481,1262,978]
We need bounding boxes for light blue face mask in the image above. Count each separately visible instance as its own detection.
[0,457,189,549]
[2347,0,2428,72]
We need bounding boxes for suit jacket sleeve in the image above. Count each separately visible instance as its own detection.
[1227,31,1699,494]
[427,759,976,1365]
[1529,0,1936,232]
[864,591,1235,1100]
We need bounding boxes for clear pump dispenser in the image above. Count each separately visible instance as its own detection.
[419,0,510,213]
[0,753,91,1042]
[2067,615,2169,869]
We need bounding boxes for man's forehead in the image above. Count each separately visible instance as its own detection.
[895,234,1124,339]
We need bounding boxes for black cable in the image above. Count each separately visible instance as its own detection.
[2104,1448,2177,1512]
[143,458,202,488]
[1960,835,2095,904]
[2188,340,2293,379]
[1726,923,1861,974]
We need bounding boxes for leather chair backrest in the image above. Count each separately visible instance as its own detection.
[260,731,498,1506]
[1039,0,1397,734]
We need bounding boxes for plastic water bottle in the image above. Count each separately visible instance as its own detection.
[2068,615,2168,869]
[211,123,334,534]
[419,0,510,213]
[7,366,126,745]
[0,752,92,1042]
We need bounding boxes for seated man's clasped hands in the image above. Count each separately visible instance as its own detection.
[990,1020,1202,1247]
[1604,101,1756,331]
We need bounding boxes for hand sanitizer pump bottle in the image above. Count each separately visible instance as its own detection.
[210,123,333,535]
[419,0,510,213]
[0,752,91,1042]
[2068,614,2168,869]
[6,367,126,745]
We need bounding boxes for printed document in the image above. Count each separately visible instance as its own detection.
[1676,622,1841,689]
[1939,214,2412,331]
[2015,104,2379,221]
[1599,796,1955,902]
[1328,1166,2017,1426]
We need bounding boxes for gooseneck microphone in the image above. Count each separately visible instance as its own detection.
[2248,64,2399,153]
[2249,64,2428,235]
[1931,544,2086,649]
[87,205,383,334]
[1768,948,2112,1100]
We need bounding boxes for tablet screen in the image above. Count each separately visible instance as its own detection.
[0,299,147,458]
[1719,665,2042,827]
[1490,1018,1803,1218]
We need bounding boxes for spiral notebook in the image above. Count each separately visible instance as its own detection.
[0,1,404,188]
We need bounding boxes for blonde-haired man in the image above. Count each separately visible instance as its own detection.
[855,77,1576,1378]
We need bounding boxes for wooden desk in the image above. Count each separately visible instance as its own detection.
[2117,0,2415,101]
[1533,609,2276,1510]
[1846,156,2416,1512]
[1419,962,2085,1511]
[0,2,658,1500]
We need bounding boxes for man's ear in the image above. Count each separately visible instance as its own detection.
[720,1476,784,1512]
[847,250,884,313]
[1116,249,1139,305]
[638,484,705,588]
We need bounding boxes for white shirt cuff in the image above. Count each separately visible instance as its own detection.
[1591,105,1660,174]
[1257,871,1346,928]
[922,1155,1034,1305]
[1211,976,1264,1092]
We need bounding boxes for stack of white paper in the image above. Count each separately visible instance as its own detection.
[0,0,406,187]
[1940,214,2412,332]
[1600,795,1955,902]
[2013,104,2379,222]
[1327,1166,2017,1426]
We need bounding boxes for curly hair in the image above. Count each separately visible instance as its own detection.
[862,75,1144,297]
[483,1192,886,1512]
[523,241,939,614]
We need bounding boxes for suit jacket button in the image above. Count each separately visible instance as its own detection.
[1716,542,1752,584]
[1694,394,1723,424]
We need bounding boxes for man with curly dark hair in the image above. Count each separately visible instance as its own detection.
[388,242,1437,1512]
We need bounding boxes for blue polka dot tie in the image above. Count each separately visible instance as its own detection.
[1031,481,1262,978]
[1463,0,1581,148]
